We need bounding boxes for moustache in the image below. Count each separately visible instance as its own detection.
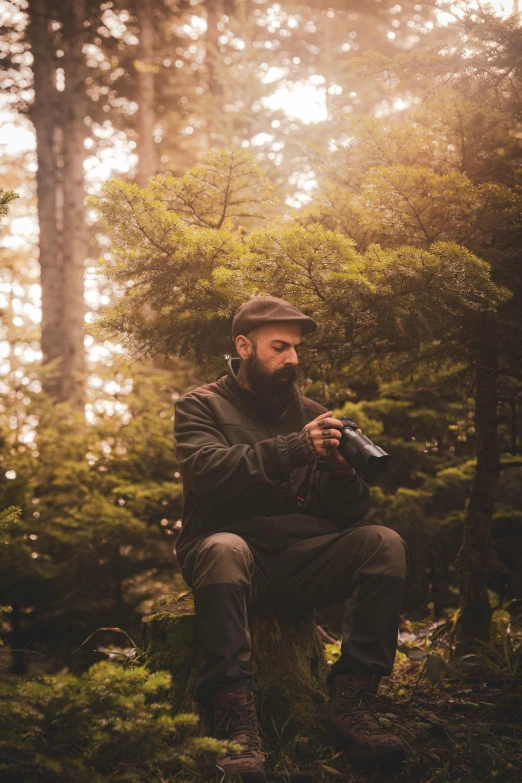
[273,366,297,382]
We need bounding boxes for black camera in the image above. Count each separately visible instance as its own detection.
[338,417,391,477]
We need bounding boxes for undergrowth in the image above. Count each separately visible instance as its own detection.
[0,609,520,782]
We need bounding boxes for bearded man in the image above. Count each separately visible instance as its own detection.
[174,296,407,782]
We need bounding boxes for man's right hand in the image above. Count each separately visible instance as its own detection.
[298,411,344,459]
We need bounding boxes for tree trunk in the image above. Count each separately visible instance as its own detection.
[135,0,167,370]
[136,0,156,188]
[28,0,64,396]
[204,0,224,147]
[142,594,331,743]
[29,0,87,406]
[204,0,222,98]
[456,322,499,652]
[60,0,87,407]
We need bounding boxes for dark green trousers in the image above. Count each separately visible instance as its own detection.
[182,515,407,703]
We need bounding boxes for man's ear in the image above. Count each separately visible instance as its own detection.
[235,334,251,359]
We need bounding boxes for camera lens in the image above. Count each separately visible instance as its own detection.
[338,418,391,476]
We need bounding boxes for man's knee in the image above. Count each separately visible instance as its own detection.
[192,533,254,590]
[346,524,407,578]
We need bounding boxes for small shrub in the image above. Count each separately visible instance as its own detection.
[0,661,233,782]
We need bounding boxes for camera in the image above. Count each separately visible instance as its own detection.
[338,417,391,477]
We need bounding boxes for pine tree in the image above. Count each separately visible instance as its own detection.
[307,10,522,649]
[0,190,18,223]
[92,148,512,652]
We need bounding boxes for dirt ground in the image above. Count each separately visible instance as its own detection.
[263,618,522,783]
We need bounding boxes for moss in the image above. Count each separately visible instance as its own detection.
[251,607,330,747]
[143,598,331,747]
[142,595,199,711]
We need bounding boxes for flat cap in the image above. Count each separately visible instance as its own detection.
[232,295,317,339]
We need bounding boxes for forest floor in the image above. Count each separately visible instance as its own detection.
[262,657,522,783]
[178,617,522,783]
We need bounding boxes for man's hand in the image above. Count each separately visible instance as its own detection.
[298,411,362,469]
[322,426,363,472]
[298,411,342,459]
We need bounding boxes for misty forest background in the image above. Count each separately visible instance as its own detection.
[0,0,522,781]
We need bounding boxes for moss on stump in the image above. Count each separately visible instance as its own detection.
[142,594,331,743]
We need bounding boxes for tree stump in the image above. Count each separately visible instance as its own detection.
[142,593,331,743]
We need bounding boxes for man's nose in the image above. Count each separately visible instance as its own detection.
[285,348,299,365]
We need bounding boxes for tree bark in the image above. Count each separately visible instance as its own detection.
[28,0,64,396]
[456,319,499,652]
[204,0,222,98]
[142,594,331,742]
[60,0,87,407]
[204,0,224,147]
[136,0,156,188]
[29,0,87,406]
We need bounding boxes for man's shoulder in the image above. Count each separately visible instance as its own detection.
[176,377,230,405]
[299,394,328,418]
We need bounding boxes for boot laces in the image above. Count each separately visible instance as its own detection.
[214,700,260,755]
[336,686,387,737]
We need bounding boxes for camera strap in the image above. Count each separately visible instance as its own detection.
[296,461,315,510]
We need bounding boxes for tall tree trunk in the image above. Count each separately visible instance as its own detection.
[456,319,499,652]
[204,0,223,147]
[61,0,87,406]
[135,0,166,367]
[29,0,87,406]
[136,0,156,187]
[28,0,64,397]
[205,0,222,97]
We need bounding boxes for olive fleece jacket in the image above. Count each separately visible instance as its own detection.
[173,358,371,568]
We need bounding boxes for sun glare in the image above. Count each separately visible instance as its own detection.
[482,0,514,17]
[437,0,515,25]
[263,81,328,124]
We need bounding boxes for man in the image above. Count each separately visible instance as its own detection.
[174,296,407,782]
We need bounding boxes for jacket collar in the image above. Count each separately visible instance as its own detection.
[225,357,258,406]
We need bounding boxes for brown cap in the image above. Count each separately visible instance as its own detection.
[232,295,317,339]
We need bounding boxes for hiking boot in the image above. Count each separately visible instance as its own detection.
[324,670,406,764]
[210,685,266,782]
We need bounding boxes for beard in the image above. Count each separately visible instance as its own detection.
[239,351,301,420]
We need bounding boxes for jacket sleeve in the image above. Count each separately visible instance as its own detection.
[315,470,371,528]
[174,393,311,502]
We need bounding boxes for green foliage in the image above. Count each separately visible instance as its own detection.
[90,139,518,626]
[148,148,276,228]
[0,507,21,630]
[89,149,274,368]
[352,166,521,252]
[0,189,17,224]
[0,506,21,535]
[92,149,509,378]
[0,364,193,669]
[0,661,233,782]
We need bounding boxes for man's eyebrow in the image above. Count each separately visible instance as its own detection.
[271,339,302,347]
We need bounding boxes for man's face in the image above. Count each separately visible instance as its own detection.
[235,322,302,416]
[237,322,301,378]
